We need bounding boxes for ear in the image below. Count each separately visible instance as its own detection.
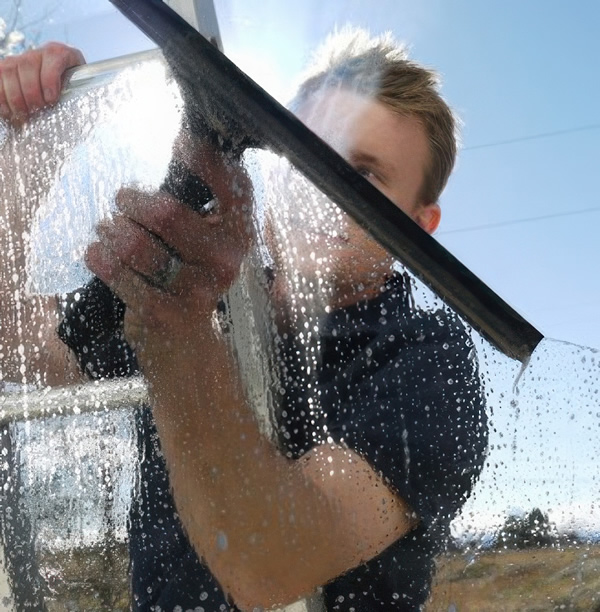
[415,203,441,235]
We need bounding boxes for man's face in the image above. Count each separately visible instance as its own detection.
[298,88,436,224]
[273,88,440,309]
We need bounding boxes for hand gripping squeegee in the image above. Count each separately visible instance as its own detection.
[102,0,544,362]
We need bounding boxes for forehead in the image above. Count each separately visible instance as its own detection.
[297,88,430,206]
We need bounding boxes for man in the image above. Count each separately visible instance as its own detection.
[0,28,487,611]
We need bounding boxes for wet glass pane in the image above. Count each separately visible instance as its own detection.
[0,2,599,611]
[0,46,182,610]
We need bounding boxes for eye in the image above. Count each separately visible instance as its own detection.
[354,165,376,181]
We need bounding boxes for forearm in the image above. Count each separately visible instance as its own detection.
[142,316,359,609]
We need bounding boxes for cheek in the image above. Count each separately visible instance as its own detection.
[347,220,391,262]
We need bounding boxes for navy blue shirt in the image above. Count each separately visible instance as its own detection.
[61,273,488,611]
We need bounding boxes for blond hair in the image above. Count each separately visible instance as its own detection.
[290,27,458,204]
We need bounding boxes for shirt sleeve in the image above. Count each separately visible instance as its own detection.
[57,277,139,379]
[319,306,488,531]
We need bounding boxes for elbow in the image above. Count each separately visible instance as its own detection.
[219,571,309,612]
[209,552,321,611]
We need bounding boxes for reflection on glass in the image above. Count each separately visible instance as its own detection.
[14,410,136,610]
[429,335,600,610]
[0,51,183,610]
[0,29,598,612]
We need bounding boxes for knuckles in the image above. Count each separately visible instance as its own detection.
[0,42,85,109]
[110,173,254,324]
[17,51,40,71]
[42,41,69,58]
[1,49,40,79]
[149,197,181,237]
[0,56,17,76]
[40,41,83,67]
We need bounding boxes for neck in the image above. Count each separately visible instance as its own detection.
[269,270,394,334]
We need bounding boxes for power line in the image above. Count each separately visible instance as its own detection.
[463,123,600,151]
[438,206,600,235]
[443,124,600,234]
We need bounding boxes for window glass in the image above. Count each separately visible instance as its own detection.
[0,2,598,610]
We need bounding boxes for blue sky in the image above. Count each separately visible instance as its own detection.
[3,0,599,534]
[8,0,597,350]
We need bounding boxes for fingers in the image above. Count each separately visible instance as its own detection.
[0,55,31,120]
[114,188,224,265]
[85,240,174,328]
[85,238,216,330]
[17,52,44,113]
[88,188,232,287]
[115,157,253,264]
[96,191,241,288]
[39,42,86,105]
[86,148,254,336]
[173,135,253,218]
[96,215,177,288]
[0,42,85,123]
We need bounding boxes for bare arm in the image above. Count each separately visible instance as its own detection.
[86,134,418,609]
[140,315,416,609]
[0,43,85,386]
